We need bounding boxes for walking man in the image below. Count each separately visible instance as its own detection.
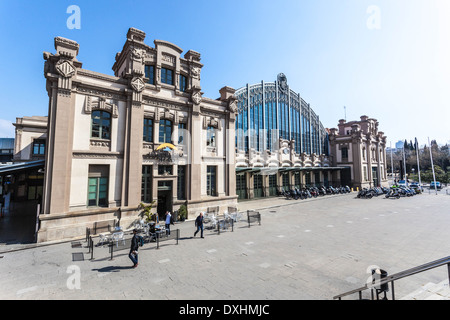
[165,211,171,236]
[129,229,139,268]
[194,212,204,238]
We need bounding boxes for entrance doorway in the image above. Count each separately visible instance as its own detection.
[341,167,352,187]
[253,174,263,198]
[372,167,379,187]
[157,181,172,222]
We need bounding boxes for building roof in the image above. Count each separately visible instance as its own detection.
[0,160,45,175]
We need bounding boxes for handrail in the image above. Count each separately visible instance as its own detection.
[333,255,450,300]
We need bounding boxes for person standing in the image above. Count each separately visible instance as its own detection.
[129,229,139,268]
[194,212,204,238]
[165,211,171,236]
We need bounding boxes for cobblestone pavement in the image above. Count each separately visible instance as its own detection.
[1,191,449,300]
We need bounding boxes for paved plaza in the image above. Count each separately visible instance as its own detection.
[0,189,449,300]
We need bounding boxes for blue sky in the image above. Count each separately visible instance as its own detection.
[0,0,449,146]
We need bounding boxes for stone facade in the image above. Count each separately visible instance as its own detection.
[13,116,48,162]
[39,28,237,242]
[328,116,388,189]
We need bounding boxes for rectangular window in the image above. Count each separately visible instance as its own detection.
[27,185,43,200]
[305,172,311,187]
[141,165,152,203]
[32,139,46,155]
[206,166,217,196]
[294,172,301,187]
[282,173,289,189]
[161,67,174,85]
[179,74,187,92]
[177,165,186,200]
[159,119,172,143]
[88,165,109,207]
[145,65,155,85]
[341,147,348,160]
[143,118,153,142]
[236,174,247,199]
[207,126,216,147]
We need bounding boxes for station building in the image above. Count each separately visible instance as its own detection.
[36,28,238,242]
[0,27,388,244]
[233,74,340,199]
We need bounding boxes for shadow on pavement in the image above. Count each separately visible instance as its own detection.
[92,265,134,273]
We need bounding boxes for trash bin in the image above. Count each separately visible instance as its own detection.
[371,268,389,299]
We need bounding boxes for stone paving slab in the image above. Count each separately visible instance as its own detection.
[0,191,449,300]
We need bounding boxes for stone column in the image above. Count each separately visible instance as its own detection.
[189,86,203,201]
[42,37,80,215]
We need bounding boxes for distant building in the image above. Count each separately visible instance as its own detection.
[0,138,14,163]
[13,116,48,162]
[328,116,388,189]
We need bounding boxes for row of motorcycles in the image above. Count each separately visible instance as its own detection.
[357,186,419,199]
[385,185,418,199]
[357,187,390,199]
[279,185,351,200]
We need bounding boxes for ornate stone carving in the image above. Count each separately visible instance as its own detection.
[228,99,237,113]
[277,73,288,93]
[55,60,76,78]
[190,65,200,78]
[131,77,145,92]
[192,91,202,105]
[84,96,118,118]
[162,53,175,64]
[131,47,145,63]
[90,140,110,148]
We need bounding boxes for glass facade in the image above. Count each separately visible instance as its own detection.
[235,75,328,156]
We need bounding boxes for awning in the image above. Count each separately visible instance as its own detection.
[0,160,45,175]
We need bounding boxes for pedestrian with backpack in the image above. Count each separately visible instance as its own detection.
[129,229,140,268]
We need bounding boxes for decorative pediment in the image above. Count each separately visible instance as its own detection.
[203,116,221,130]
[84,96,118,118]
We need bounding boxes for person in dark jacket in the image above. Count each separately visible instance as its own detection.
[129,229,139,268]
[194,212,204,238]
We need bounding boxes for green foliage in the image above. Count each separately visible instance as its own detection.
[178,204,187,220]
[139,200,156,222]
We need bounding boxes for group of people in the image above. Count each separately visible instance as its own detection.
[129,211,205,268]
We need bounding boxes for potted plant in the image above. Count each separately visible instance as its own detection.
[139,201,156,223]
[178,204,187,221]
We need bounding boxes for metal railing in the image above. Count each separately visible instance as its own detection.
[247,210,261,227]
[333,256,450,300]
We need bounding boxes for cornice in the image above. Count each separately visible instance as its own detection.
[77,69,126,84]
[72,151,123,159]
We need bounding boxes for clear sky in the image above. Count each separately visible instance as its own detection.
[0,0,449,147]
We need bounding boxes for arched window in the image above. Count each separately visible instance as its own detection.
[91,111,111,140]
[159,119,172,143]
